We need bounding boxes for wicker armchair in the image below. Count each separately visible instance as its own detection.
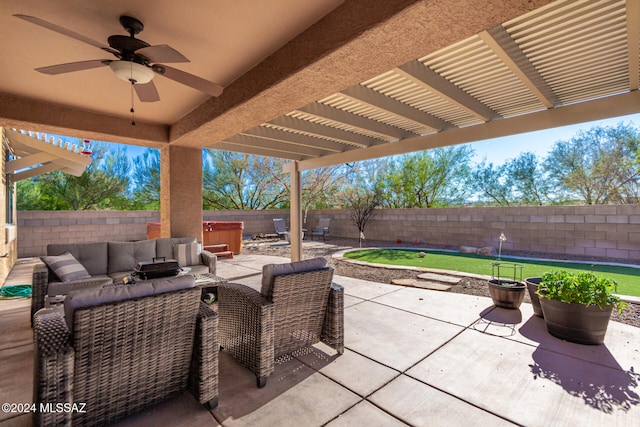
[218,257,344,387]
[32,276,219,426]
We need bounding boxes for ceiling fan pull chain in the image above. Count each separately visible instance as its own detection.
[130,81,136,126]
[129,60,136,125]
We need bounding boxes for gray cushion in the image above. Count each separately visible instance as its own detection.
[47,276,113,296]
[42,252,91,282]
[64,275,195,330]
[47,242,108,276]
[173,242,200,266]
[261,257,328,297]
[107,240,156,274]
[156,237,196,260]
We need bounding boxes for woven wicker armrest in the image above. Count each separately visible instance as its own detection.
[31,273,113,327]
[218,282,275,386]
[33,309,74,427]
[31,260,49,326]
[322,282,345,354]
[200,250,218,275]
[189,302,219,409]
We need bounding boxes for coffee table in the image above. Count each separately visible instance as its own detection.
[192,273,228,303]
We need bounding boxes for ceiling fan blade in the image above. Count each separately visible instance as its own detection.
[136,45,189,63]
[152,64,223,97]
[134,81,160,102]
[14,14,108,50]
[36,60,109,75]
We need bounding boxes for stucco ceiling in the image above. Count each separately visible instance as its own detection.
[1,0,638,165]
[0,0,344,125]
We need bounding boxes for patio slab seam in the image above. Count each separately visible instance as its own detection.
[333,322,523,426]
[291,348,416,427]
[362,297,491,331]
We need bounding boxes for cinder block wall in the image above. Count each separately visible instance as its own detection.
[17,205,640,261]
[17,211,159,257]
[307,205,640,261]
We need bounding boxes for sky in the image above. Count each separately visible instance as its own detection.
[79,111,640,167]
[467,112,640,165]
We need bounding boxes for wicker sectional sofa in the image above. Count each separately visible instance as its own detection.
[31,237,218,323]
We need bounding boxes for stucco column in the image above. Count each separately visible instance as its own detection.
[160,145,203,242]
[285,161,302,262]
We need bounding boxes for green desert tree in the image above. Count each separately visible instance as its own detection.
[17,141,131,210]
[377,146,474,208]
[129,148,161,209]
[299,165,355,227]
[545,122,640,204]
[507,152,552,205]
[202,150,288,209]
[471,160,513,206]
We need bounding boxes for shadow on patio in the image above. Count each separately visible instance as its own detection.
[1,253,639,426]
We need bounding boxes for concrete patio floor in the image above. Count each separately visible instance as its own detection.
[1,254,638,426]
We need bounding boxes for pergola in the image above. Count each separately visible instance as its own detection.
[1,0,638,261]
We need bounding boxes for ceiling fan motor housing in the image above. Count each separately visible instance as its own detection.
[119,15,144,36]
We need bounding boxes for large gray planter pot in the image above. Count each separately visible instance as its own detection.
[488,279,526,309]
[539,298,612,345]
[525,277,543,318]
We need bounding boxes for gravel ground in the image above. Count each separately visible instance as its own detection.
[243,237,640,328]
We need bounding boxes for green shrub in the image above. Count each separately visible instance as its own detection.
[538,270,628,314]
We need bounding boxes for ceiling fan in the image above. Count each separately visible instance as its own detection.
[14,14,224,103]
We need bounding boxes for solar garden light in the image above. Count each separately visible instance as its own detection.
[498,232,507,260]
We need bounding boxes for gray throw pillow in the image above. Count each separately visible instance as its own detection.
[42,252,91,282]
[173,242,200,266]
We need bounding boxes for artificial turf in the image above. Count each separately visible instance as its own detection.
[343,248,640,297]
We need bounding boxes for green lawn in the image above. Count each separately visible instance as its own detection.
[344,248,640,297]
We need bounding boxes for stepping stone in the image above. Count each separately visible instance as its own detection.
[391,278,417,286]
[412,281,451,291]
[417,273,460,285]
[391,278,451,291]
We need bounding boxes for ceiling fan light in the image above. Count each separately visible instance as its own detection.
[109,60,154,84]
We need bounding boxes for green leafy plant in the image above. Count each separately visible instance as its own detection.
[537,270,628,314]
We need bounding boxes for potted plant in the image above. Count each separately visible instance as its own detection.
[524,277,543,317]
[536,270,628,345]
[488,262,526,309]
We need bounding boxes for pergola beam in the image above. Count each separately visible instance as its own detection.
[10,163,61,181]
[295,90,640,171]
[240,126,346,153]
[5,151,53,173]
[480,26,560,108]
[341,84,452,131]
[6,130,91,166]
[268,116,373,148]
[297,102,411,140]
[395,60,502,122]
[214,141,306,161]
[224,134,327,158]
